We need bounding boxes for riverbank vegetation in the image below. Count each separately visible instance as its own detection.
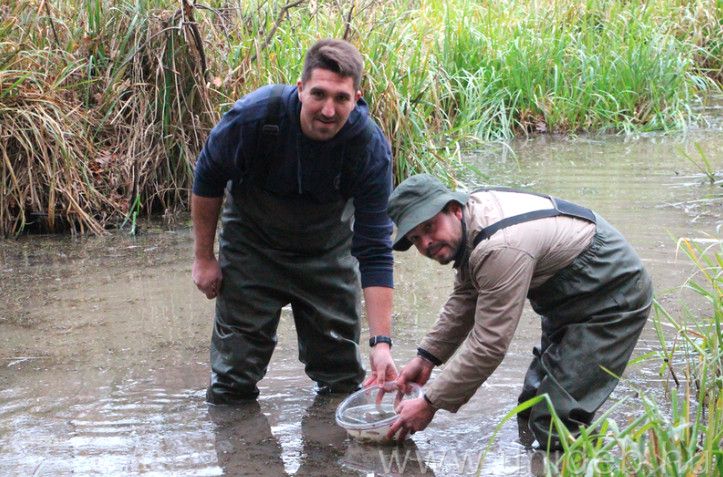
[1,0,720,235]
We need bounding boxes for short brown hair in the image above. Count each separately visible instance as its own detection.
[301,39,364,90]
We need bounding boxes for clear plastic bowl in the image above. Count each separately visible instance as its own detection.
[335,383,422,443]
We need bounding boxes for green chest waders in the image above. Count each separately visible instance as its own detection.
[472,189,653,450]
[206,185,365,404]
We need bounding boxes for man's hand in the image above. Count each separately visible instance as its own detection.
[191,194,222,300]
[387,396,436,441]
[192,257,223,299]
[363,343,397,389]
[395,356,434,393]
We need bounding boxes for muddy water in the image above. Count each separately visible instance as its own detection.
[1,121,721,475]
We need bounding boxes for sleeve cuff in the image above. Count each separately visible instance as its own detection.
[360,271,394,289]
[422,393,437,409]
[192,178,227,197]
[417,347,442,366]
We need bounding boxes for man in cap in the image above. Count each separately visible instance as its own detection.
[386,174,652,450]
[192,39,397,404]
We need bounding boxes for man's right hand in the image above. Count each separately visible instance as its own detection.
[192,257,223,299]
[396,356,434,393]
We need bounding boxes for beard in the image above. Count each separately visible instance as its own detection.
[426,241,459,265]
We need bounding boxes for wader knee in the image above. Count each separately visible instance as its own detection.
[290,271,364,393]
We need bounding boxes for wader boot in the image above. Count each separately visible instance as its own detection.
[206,185,365,404]
[523,214,652,450]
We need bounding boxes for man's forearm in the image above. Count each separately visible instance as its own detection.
[192,194,223,259]
[363,286,393,337]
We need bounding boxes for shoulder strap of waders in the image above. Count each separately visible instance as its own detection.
[471,187,596,248]
[231,84,286,193]
[338,120,376,199]
[250,84,286,185]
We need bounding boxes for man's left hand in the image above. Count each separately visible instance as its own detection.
[363,343,397,389]
[387,396,436,441]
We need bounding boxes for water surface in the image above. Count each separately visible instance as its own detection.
[1,120,720,476]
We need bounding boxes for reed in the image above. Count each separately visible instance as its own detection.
[1,0,720,234]
[2,0,217,235]
[680,143,721,185]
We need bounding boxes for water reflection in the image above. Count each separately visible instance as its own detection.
[208,394,437,476]
[208,402,286,476]
[343,440,435,476]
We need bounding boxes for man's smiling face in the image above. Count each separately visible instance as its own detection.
[297,68,361,142]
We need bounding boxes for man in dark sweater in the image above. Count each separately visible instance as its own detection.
[192,39,397,404]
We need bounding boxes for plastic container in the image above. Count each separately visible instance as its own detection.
[335,383,422,443]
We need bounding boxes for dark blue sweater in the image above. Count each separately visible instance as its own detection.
[193,85,394,289]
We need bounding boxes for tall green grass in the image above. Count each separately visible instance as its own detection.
[1,0,720,235]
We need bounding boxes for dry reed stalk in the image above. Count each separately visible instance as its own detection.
[1,1,218,235]
[1,81,112,235]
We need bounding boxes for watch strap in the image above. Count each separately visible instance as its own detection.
[369,335,393,348]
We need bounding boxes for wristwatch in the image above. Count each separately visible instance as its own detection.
[368,335,393,348]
